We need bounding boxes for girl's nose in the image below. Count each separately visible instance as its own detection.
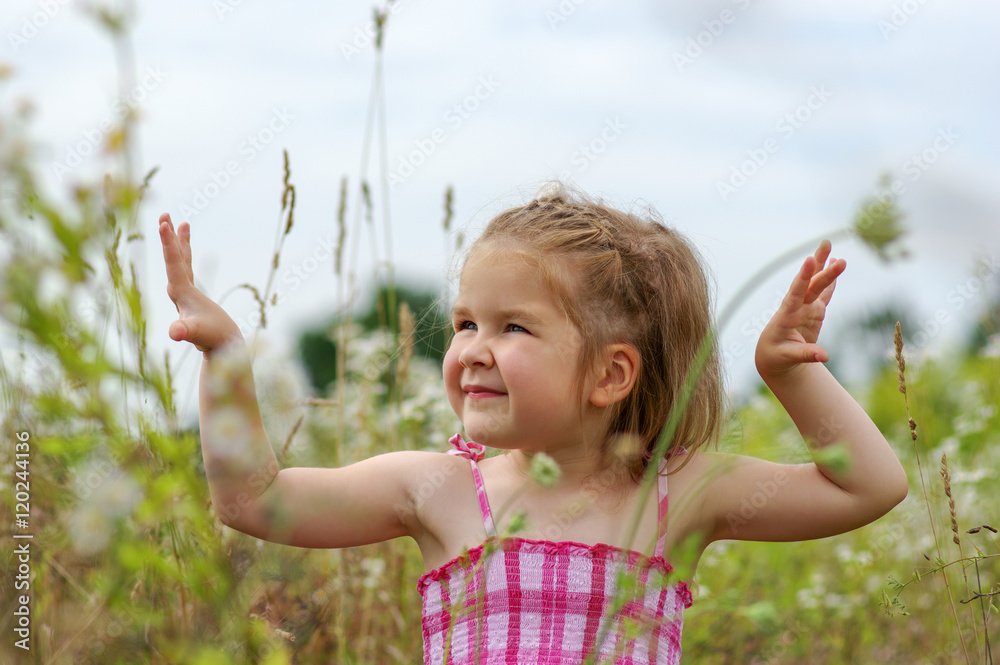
[458,335,493,369]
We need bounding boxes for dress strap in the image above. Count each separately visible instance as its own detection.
[653,446,686,558]
[447,434,497,538]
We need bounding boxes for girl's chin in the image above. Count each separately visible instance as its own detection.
[462,428,514,449]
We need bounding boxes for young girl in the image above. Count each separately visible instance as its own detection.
[158,185,908,664]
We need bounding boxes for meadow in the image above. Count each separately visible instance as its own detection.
[1,9,998,665]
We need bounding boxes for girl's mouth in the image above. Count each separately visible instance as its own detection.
[462,384,506,399]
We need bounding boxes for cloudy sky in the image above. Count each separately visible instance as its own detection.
[3,0,999,422]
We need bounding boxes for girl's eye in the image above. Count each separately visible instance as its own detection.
[508,324,529,333]
[456,320,477,332]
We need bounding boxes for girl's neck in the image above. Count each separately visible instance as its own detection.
[506,445,629,492]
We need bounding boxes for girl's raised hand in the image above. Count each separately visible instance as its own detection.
[158,213,244,354]
[755,240,846,381]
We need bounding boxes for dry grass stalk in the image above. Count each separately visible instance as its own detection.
[281,148,296,236]
[335,176,348,276]
[894,323,918,441]
[397,301,414,390]
[281,413,305,460]
[942,453,986,658]
[895,322,906,395]
[443,185,454,233]
[941,453,961,549]
[301,398,340,407]
[895,321,972,664]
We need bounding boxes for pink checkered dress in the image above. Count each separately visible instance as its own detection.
[417,435,692,665]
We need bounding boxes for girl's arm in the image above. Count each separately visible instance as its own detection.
[704,240,908,543]
[159,213,437,548]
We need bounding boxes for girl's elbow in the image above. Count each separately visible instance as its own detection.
[883,466,909,512]
[893,472,909,506]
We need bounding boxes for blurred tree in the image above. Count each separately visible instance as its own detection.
[966,275,1000,356]
[845,302,920,367]
[817,302,921,387]
[297,283,450,393]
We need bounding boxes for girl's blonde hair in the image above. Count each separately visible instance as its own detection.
[467,183,724,479]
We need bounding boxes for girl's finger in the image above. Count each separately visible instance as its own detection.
[168,319,189,343]
[802,343,829,364]
[805,258,846,304]
[160,216,192,294]
[785,255,816,304]
[820,257,844,303]
[178,222,194,282]
[813,239,832,269]
[778,343,829,366]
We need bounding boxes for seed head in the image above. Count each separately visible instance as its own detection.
[940,453,961,547]
[894,322,906,395]
[529,452,561,488]
[443,185,454,233]
[397,302,415,388]
[853,181,907,262]
[507,511,528,535]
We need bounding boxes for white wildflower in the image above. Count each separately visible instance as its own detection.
[935,437,959,460]
[981,333,1000,358]
[529,452,561,487]
[69,502,113,555]
[361,557,386,589]
[953,413,985,436]
[834,543,855,564]
[254,345,310,418]
[796,586,819,610]
[98,472,143,518]
[207,341,254,398]
[204,406,254,461]
[952,468,993,484]
[824,593,850,609]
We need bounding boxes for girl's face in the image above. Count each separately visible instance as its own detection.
[443,249,593,451]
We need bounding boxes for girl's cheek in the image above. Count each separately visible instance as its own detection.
[442,347,463,390]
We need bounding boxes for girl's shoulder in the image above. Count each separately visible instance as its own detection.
[402,448,496,570]
[659,448,733,540]
[375,448,478,505]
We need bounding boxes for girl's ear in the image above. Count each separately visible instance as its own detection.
[589,343,639,408]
